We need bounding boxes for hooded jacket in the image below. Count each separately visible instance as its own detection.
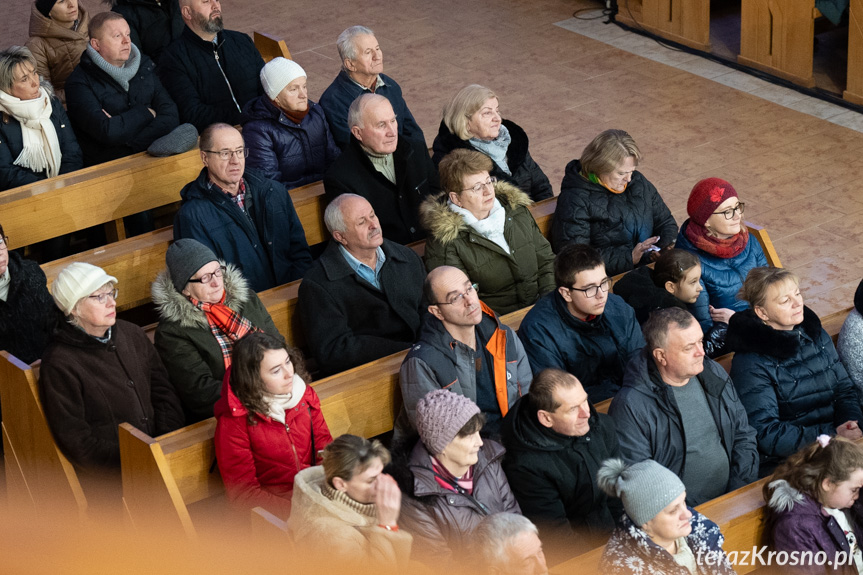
[727,307,863,475]
[323,134,440,245]
[213,369,333,519]
[610,350,759,504]
[39,319,185,471]
[420,181,555,316]
[518,291,645,403]
[25,2,90,105]
[110,0,183,65]
[837,279,863,398]
[173,167,312,293]
[675,219,768,313]
[157,25,264,130]
[500,395,620,557]
[430,119,553,202]
[65,49,179,166]
[152,263,283,423]
[551,159,678,276]
[240,96,340,190]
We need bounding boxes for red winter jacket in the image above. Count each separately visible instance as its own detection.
[213,369,332,518]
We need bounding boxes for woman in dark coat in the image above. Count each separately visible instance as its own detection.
[0,46,82,191]
[421,149,555,315]
[432,84,552,202]
[152,239,284,423]
[551,129,677,276]
[108,0,183,65]
[727,267,863,476]
[241,58,340,191]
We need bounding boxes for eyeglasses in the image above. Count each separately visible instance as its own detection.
[187,265,226,284]
[461,177,497,194]
[712,202,745,220]
[203,147,248,160]
[433,283,478,306]
[567,278,611,298]
[88,288,119,304]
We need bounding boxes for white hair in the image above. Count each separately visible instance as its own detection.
[473,513,539,570]
[336,25,375,69]
[324,193,365,235]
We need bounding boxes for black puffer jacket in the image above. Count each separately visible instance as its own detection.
[551,159,678,276]
[111,0,184,64]
[431,119,553,202]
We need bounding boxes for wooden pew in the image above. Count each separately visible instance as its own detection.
[253,32,292,62]
[615,0,711,52]
[844,0,863,105]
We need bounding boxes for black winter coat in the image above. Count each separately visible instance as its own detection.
[609,351,759,504]
[551,159,678,276]
[0,96,82,191]
[65,50,179,166]
[158,26,264,130]
[0,252,63,364]
[111,0,184,64]
[727,307,863,475]
[323,135,440,245]
[431,119,553,202]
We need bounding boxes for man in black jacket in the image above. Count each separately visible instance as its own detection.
[158,0,263,130]
[323,93,439,245]
[609,307,759,506]
[500,368,621,563]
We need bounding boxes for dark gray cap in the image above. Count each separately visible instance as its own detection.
[166,239,218,292]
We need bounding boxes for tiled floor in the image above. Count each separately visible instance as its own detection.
[3,0,862,317]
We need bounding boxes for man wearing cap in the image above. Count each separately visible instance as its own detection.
[318,25,424,150]
[173,123,312,293]
[241,57,340,191]
[157,0,264,130]
[500,368,621,561]
[297,193,425,377]
[39,262,185,475]
[610,307,758,506]
[396,266,532,442]
[324,93,439,246]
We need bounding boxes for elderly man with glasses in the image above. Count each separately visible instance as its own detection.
[518,243,645,403]
[173,123,312,292]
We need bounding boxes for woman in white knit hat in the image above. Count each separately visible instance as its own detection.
[240,56,340,191]
[39,262,185,482]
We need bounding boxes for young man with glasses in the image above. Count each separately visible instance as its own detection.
[518,244,645,403]
[395,265,533,443]
[173,123,312,292]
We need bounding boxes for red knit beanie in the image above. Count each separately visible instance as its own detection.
[687,178,738,226]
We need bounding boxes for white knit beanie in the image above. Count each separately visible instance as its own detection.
[52,262,118,316]
[260,57,307,100]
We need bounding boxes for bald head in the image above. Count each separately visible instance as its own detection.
[180,0,223,40]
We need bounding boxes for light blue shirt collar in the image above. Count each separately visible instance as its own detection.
[339,245,386,290]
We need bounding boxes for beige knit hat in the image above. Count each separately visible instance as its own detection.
[52,262,118,316]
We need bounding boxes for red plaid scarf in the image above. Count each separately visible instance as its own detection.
[189,290,259,368]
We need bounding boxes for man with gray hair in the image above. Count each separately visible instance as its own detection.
[324,93,439,245]
[297,193,425,376]
[472,513,549,575]
[609,307,759,506]
[318,25,424,149]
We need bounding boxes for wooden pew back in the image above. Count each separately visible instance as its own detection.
[253,32,292,62]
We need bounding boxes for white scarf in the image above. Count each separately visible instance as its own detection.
[448,197,510,254]
[0,87,62,178]
[265,374,307,424]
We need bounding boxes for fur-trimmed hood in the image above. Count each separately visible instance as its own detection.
[419,180,532,244]
[151,262,252,329]
[726,306,822,360]
[766,479,809,513]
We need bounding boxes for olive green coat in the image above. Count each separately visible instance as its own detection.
[421,181,555,315]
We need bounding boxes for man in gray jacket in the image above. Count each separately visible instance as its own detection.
[609,307,759,506]
[396,266,533,441]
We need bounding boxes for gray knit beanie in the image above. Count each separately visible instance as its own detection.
[165,239,218,292]
[596,459,686,527]
[147,123,199,157]
[415,390,481,456]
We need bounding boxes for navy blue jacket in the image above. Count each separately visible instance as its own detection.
[318,70,424,149]
[518,291,645,402]
[727,307,863,475]
[158,26,264,131]
[173,167,312,292]
[65,50,179,166]
[240,96,340,190]
[111,0,184,65]
[0,96,82,191]
[676,219,768,313]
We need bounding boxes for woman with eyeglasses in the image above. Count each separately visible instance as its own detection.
[40,262,185,477]
[551,129,678,277]
[421,148,555,315]
[431,84,553,202]
[676,177,767,327]
[152,239,285,423]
